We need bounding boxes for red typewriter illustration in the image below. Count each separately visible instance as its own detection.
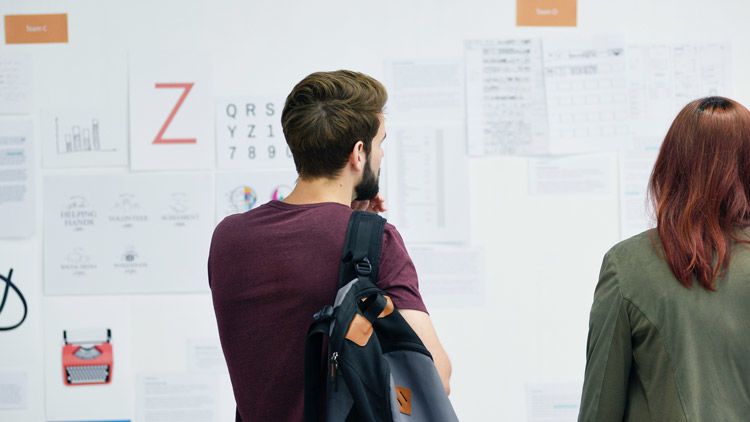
[62,328,113,386]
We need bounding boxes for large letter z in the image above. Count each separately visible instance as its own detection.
[153,82,196,144]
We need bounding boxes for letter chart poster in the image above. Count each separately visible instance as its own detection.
[129,52,214,171]
[215,97,295,170]
[43,172,213,295]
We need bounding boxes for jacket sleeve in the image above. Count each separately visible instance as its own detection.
[578,251,632,422]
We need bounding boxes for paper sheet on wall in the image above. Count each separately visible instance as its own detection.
[409,246,483,306]
[528,153,616,195]
[384,60,464,124]
[526,382,581,421]
[0,118,34,238]
[215,97,294,170]
[628,43,731,146]
[215,170,297,223]
[44,173,214,295]
[543,36,630,154]
[385,125,470,244]
[44,297,133,421]
[38,50,128,168]
[0,53,32,114]
[621,43,730,239]
[187,339,226,373]
[0,370,27,409]
[465,39,549,156]
[129,52,214,170]
[137,373,219,422]
[619,148,658,239]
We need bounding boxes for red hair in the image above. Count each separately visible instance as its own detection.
[649,97,750,290]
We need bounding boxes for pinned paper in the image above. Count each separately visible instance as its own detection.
[516,0,576,27]
[4,14,68,44]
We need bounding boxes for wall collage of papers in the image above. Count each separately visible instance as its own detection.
[0,11,733,422]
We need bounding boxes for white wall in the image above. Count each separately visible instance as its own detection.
[1,0,749,421]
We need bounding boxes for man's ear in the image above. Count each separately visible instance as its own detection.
[348,141,366,171]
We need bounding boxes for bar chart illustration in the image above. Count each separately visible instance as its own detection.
[55,117,113,154]
[42,109,128,168]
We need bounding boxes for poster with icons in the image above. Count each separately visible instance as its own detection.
[215,97,295,170]
[215,171,298,223]
[43,173,214,295]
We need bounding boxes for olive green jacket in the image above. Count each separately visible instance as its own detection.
[579,230,750,421]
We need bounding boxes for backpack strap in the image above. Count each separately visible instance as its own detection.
[303,314,332,422]
[304,211,386,422]
[338,211,387,288]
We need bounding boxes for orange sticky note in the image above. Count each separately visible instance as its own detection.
[517,0,577,27]
[5,14,68,44]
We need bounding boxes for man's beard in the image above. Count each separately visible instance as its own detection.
[354,157,380,201]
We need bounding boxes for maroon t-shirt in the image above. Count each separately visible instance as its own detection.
[208,201,427,421]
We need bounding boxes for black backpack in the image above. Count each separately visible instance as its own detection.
[304,211,459,421]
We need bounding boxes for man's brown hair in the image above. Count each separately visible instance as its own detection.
[281,70,387,179]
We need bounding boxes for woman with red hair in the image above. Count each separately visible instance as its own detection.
[579,97,750,421]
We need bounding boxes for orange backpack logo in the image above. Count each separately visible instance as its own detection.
[395,386,412,415]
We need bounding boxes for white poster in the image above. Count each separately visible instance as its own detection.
[628,42,731,146]
[137,373,219,422]
[0,371,27,410]
[385,125,470,244]
[215,170,297,223]
[0,53,32,114]
[38,49,128,168]
[43,297,133,421]
[619,149,659,239]
[409,246,484,307]
[384,60,465,124]
[528,153,617,195]
[129,52,213,170]
[187,339,226,373]
[215,97,294,170]
[620,42,730,240]
[526,382,581,422]
[543,36,630,154]
[465,39,549,156]
[0,118,34,238]
[44,173,214,295]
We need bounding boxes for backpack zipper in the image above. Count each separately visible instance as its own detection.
[329,352,339,391]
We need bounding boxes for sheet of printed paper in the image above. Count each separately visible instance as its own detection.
[528,153,616,195]
[0,371,27,410]
[0,118,34,238]
[38,49,128,168]
[619,148,659,240]
[385,125,470,244]
[384,60,464,124]
[543,36,630,154]
[408,246,483,307]
[215,97,294,170]
[129,52,213,170]
[0,53,32,114]
[44,173,214,295]
[43,297,133,421]
[136,373,219,422]
[628,43,731,146]
[622,43,730,239]
[0,241,43,421]
[187,339,226,373]
[526,382,581,422]
[215,170,297,223]
[465,39,549,156]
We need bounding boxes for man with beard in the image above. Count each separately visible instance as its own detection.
[208,70,452,422]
